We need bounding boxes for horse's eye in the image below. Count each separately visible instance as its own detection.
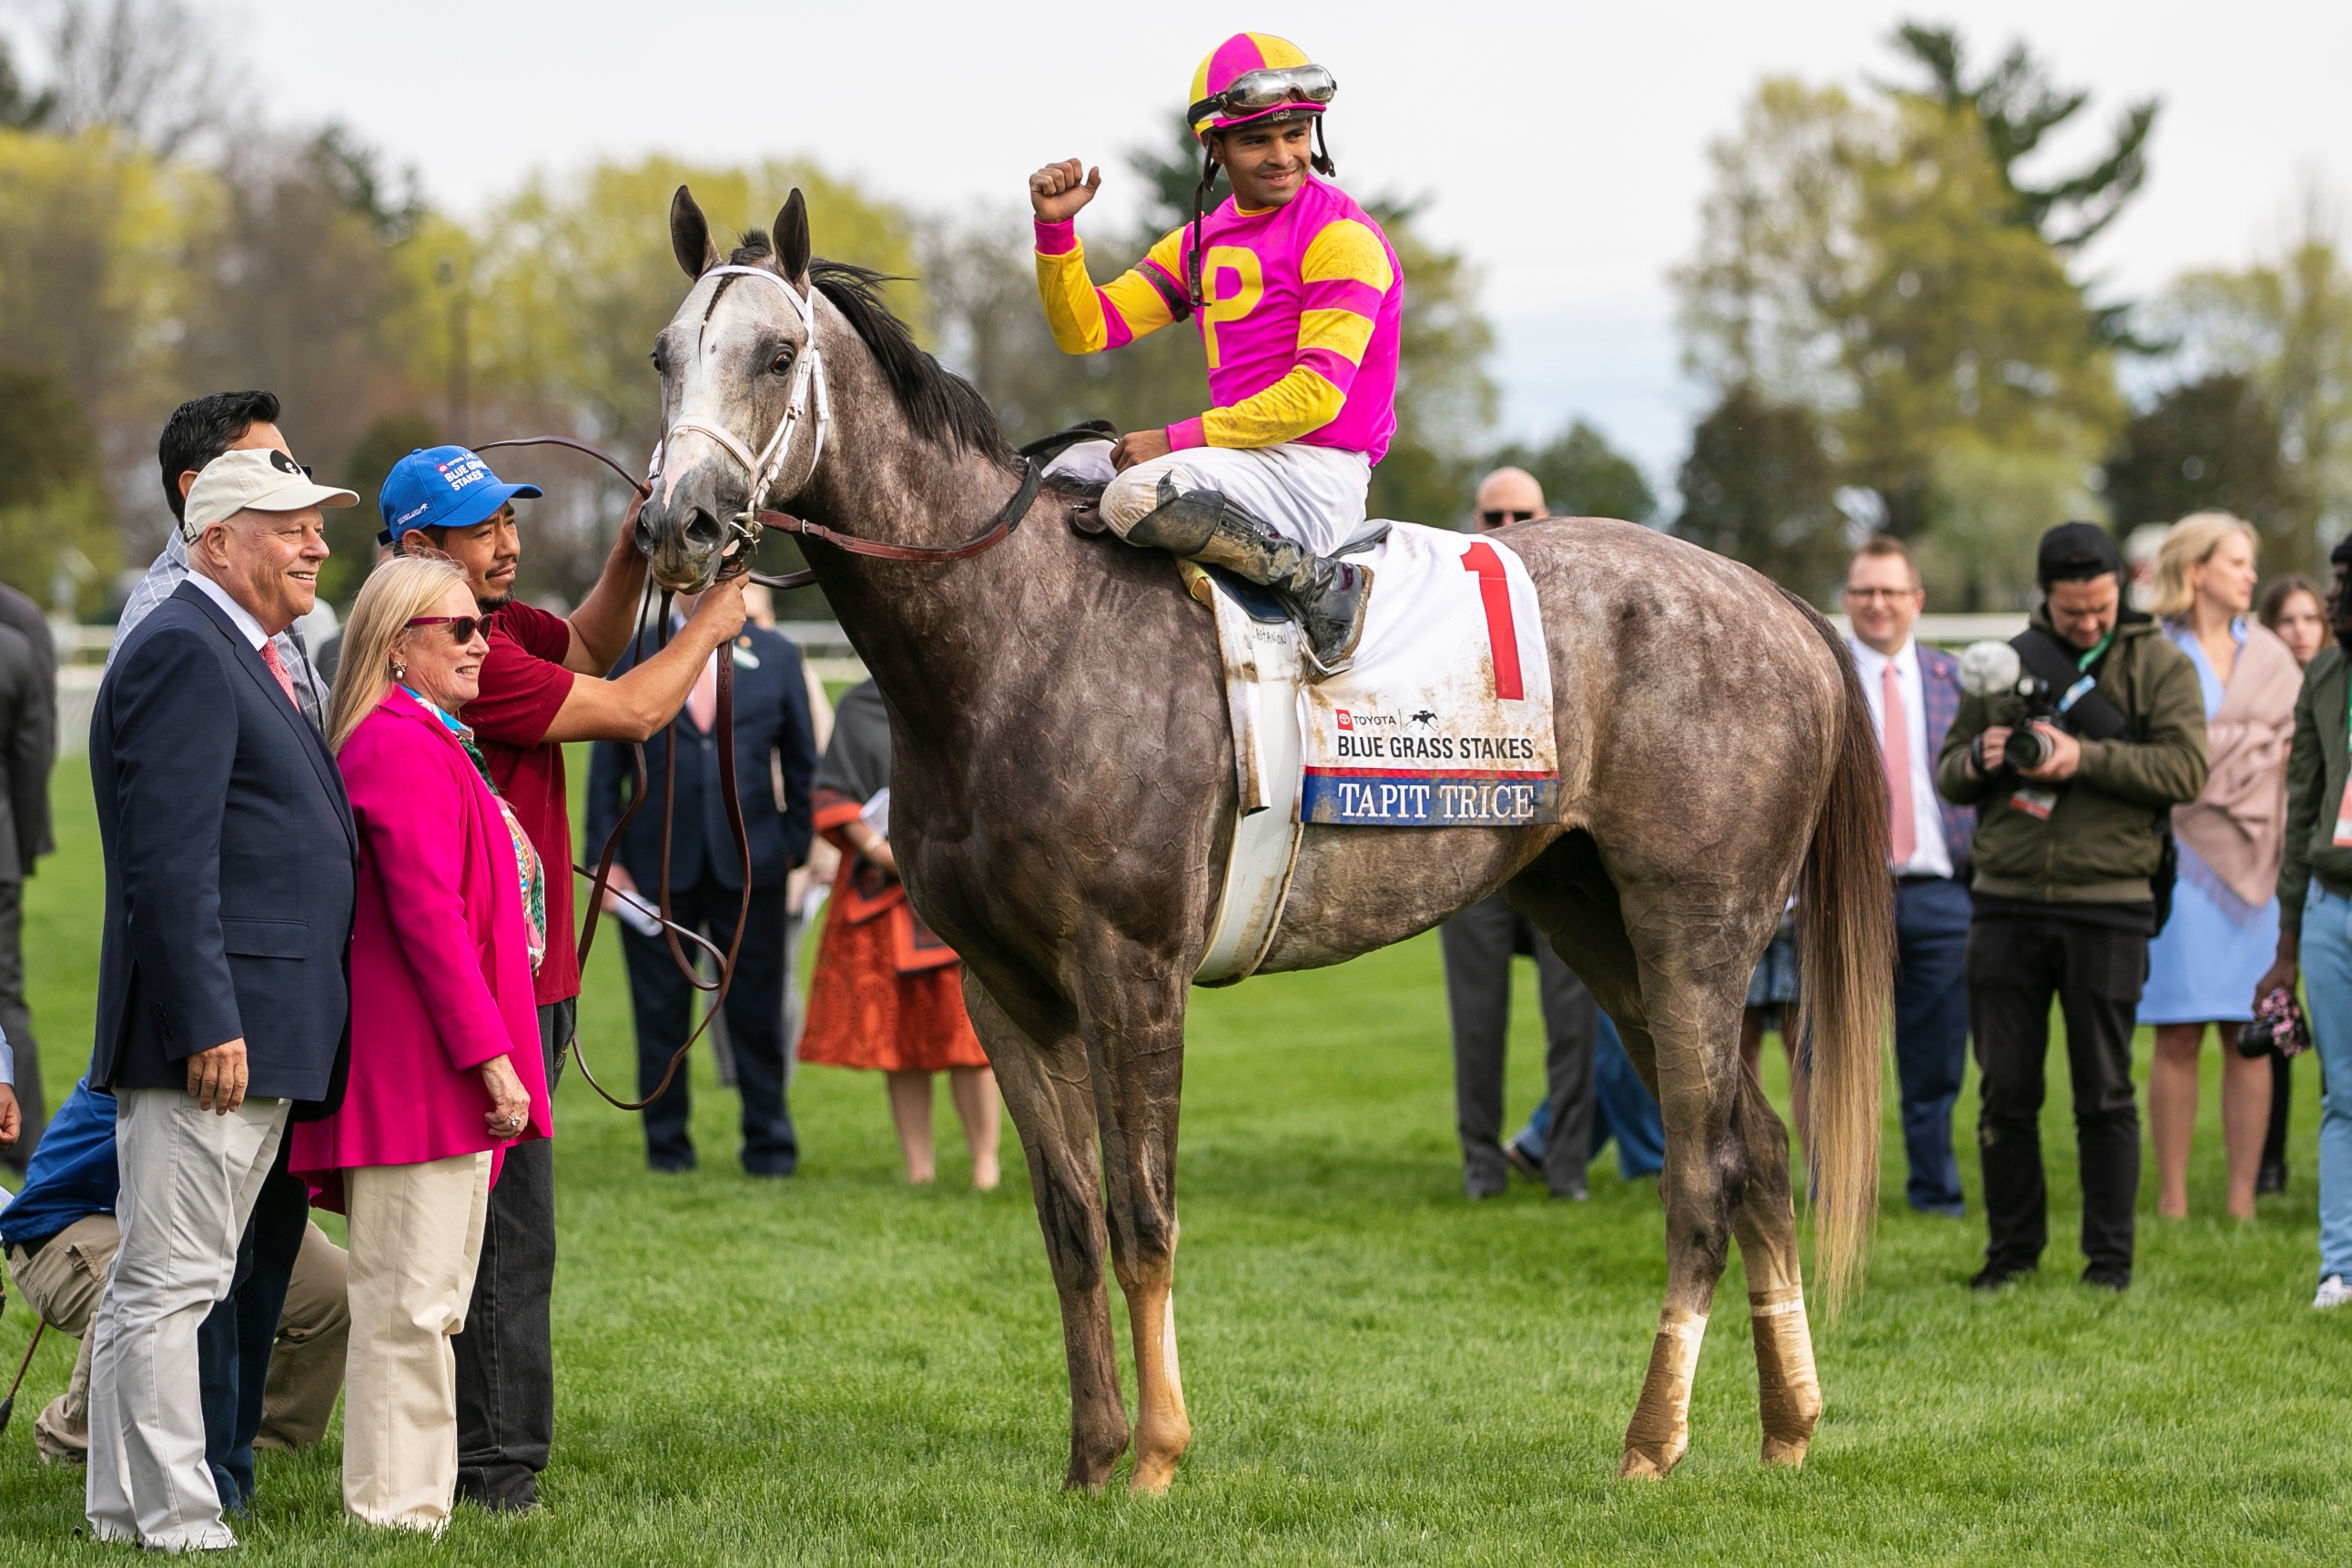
[770,349,795,376]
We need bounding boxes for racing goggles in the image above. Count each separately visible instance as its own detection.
[1190,65,1338,127]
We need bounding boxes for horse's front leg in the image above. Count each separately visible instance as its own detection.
[1615,976,1746,1480]
[1077,955,1192,1495]
[962,975,1130,1491]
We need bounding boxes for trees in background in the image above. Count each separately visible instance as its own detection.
[1487,421,1657,524]
[1674,26,2146,603]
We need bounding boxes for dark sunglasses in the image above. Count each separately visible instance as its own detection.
[405,614,486,644]
[1480,509,1536,527]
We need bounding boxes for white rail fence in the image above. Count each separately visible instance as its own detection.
[52,619,867,754]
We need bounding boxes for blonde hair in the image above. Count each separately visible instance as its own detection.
[2152,511,2257,622]
[327,556,469,752]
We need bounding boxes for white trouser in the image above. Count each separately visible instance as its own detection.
[343,1151,492,1533]
[86,1087,290,1551]
[1097,442,1373,558]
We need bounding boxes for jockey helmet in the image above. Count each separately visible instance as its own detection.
[1187,33,1337,140]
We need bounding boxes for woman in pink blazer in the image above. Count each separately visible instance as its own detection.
[295,556,550,1533]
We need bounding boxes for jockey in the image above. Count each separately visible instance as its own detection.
[1029,32,1403,675]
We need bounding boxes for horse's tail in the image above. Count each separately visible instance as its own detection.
[1782,588,1893,1316]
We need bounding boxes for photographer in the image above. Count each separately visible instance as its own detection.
[1938,522,2207,1293]
[2260,538,2352,1310]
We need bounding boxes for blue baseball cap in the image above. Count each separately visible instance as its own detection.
[376,446,543,544]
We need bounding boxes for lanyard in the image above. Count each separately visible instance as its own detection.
[2075,628,2114,672]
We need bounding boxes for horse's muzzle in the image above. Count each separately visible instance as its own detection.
[637,482,735,593]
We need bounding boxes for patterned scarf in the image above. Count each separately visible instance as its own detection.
[402,686,547,974]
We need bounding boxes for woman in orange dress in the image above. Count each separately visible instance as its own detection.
[798,682,1001,1188]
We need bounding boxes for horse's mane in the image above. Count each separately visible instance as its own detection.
[728,231,1013,463]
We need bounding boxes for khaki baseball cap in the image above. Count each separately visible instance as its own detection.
[182,448,360,540]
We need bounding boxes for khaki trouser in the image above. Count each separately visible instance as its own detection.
[344,1151,492,1533]
[7,1217,352,1462]
[87,1089,289,1552]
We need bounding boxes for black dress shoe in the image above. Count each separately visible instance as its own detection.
[1969,1262,2032,1291]
[2081,1264,2130,1292]
[2256,1160,2286,1196]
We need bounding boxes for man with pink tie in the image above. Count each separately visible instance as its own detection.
[1842,535,1976,1217]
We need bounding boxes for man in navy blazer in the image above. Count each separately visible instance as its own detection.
[1843,535,1977,1218]
[83,447,360,1551]
[585,603,816,1175]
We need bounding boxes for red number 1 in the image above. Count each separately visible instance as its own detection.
[1460,541,1524,700]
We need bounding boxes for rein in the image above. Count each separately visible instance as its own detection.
[477,419,1109,1112]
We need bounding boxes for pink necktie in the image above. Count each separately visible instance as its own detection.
[1882,662,1916,865]
[258,639,299,710]
[687,652,719,733]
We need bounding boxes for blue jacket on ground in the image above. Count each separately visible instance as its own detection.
[87,582,357,1104]
[0,1077,117,1249]
[583,624,816,895]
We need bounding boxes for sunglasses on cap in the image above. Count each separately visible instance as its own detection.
[405,614,487,645]
[1480,509,1536,527]
[1191,65,1338,125]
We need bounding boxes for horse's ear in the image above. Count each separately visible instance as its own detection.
[670,185,719,279]
[773,188,811,287]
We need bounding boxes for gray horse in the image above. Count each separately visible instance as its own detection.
[640,188,1893,1491]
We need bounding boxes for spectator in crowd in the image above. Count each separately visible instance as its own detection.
[116,398,345,1514]
[1472,465,1546,530]
[0,585,51,1170]
[3,1077,350,1467]
[1939,521,2206,1293]
[2260,538,2352,1309]
[585,589,816,1176]
[1443,470,1602,1199]
[1505,1010,1665,1188]
[2261,575,2328,667]
[1,1024,16,1148]
[294,556,551,1532]
[800,681,1001,1189]
[1740,905,1808,1164]
[379,445,744,1512]
[85,446,360,1549]
[1842,534,1976,1217]
[112,392,331,726]
[2141,515,2300,1221]
[2255,573,2327,1195]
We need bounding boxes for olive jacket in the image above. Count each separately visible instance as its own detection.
[2276,642,2352,937]
[1935,608,2208,906]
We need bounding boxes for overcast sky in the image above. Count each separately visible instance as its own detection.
[30,1,2350,481]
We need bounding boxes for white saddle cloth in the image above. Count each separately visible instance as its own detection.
[1186,521,1559,983]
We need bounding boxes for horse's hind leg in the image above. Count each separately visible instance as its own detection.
[1617,976,1748,1480]
[962,976,1130,1491]
[1727,1067,1822,1466]
[1080,964,1191,1495]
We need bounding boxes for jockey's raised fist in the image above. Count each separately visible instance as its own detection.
[1029,159,1100,224]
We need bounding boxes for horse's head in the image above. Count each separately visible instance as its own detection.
[639,185,824,592]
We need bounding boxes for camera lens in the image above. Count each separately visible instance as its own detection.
[2004,728,2048,772]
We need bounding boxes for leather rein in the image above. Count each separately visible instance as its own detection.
[471,415,1106,1112]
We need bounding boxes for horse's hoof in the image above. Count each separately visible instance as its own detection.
[1617,1441,1684,1480]
[1130,1454,1181,1495]
[1760,1435,1810,1468]
[1061,1466,1112,1494]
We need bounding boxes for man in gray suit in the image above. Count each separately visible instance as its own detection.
[0,580,53,1168]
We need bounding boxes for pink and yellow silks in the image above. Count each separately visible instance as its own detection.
[1032,173,1404,464]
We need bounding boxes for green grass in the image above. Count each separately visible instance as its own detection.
[4,756,2348,1563]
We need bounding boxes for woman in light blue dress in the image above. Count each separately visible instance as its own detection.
[2140,514,2302,1219]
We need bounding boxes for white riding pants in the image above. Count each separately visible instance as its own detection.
[1094,441,1374,558]
[86,1087,289,1552]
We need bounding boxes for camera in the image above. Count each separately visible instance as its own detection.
[1957,642,2063,774]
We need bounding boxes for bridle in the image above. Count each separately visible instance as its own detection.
[655,265,832,582]
[476,363,1109,1111]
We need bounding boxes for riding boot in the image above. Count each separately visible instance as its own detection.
[1124,479,1374,676]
